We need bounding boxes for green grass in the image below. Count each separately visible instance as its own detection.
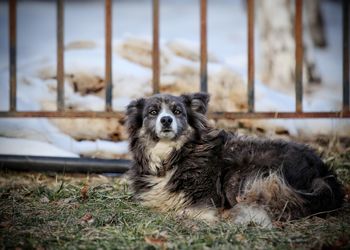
[1,141,350,249]
[0,170,349,250]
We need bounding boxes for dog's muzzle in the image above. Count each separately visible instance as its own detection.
[156,113,177,139]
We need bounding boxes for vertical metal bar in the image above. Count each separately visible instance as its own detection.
[295,0,303,113]
[9,0,17,112]
[57,0,64,111]
[105,0,112,111]
[247,0,254,112]
[343,0,349,113]
[152,0,160,94]
[200,0,208,93]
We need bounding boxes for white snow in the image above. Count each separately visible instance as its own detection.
[0,0,348,158]
[0,137,78,157]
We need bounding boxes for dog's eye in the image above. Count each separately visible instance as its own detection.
[149,110,158,116]
[174,109,182,115]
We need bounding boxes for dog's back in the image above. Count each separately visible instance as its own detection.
[220,132,344,220]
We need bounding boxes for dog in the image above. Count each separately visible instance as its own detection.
[125,92,344,227]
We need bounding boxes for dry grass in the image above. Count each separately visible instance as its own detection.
[0,137,349,249]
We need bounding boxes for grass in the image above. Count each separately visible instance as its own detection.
[1,140,350,249]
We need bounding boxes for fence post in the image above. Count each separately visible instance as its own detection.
[295,0,303,113]
[247,0,255,112]
[343,0,349,113]
[9,0,17,112]
[200,0,208,93]
[105,0,113,111]
[57,0,65,111]
[152,0,160,94]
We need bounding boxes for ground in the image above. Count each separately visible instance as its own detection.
[1,138,350,250]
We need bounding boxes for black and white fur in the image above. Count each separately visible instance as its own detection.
[125,92,344,227]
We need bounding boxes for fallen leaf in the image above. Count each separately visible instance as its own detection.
[145,232,168,247]
[272,221,285,229]
[235,233,245,242]
[80,213,94,224]
[80,183,89,201]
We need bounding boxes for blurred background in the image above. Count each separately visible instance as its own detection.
[0,0,349,159]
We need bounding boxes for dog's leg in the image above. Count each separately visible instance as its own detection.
[179,207,219,223]
[223,173,305,226]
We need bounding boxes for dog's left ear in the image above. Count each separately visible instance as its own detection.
[181,92,210,114]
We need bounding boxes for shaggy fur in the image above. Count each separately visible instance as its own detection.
[126,92,344,227]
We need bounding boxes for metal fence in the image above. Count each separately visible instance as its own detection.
[0,0,349,173]
[1,0,349,119]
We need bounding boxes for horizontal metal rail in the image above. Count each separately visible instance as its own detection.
[209,111,350,119]
[0,111,349,119]
[0,111,125,118]
[0,154,130,173]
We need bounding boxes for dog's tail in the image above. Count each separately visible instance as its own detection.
[296,171,344,216]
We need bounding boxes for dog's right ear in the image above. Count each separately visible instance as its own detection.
[125,98,145,137]
[181,92,210,114]
[181,92,211,132]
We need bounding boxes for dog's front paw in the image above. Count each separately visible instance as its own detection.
[227,203,272,228]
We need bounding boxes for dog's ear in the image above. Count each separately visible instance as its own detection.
[125,98,145,137]
[181,92,210,114]
[181,92,211,133]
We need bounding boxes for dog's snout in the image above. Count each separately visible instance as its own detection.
[160,116,173,127]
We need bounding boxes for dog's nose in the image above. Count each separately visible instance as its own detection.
[160,116,173,127]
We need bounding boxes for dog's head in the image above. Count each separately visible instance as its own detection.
[126,92,210,141]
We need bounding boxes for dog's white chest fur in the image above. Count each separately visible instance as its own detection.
[147,140,183,174]
[137,169,187,212]
[137,169,218,222]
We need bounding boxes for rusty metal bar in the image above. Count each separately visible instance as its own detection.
[209,111,350,119]
[0,111,349,119]
[152,0,160,94]
[105,0,113,111]
[0,111,124,118]
[247,0,254,112]
[0,111,124,119]
[9,0,17,112]
[295,0,303,113]
[0,155,130,174]
[200,0,208,92]
[343,0,349,113]
[57,0,64,111]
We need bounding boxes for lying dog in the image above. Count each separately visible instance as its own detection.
[125,92,344,227]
